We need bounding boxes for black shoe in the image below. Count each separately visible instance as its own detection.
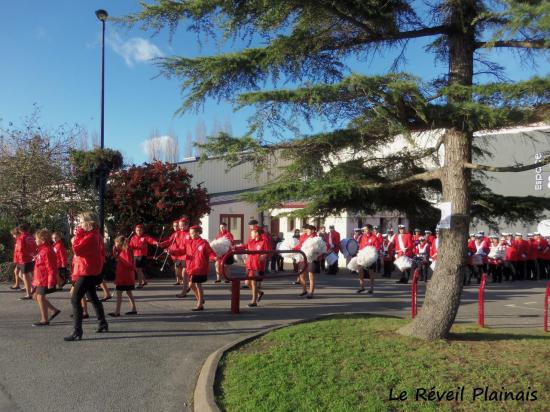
[298,291,308,297]
[367,289,373,295]
[108,312,120,317]
[125,311,137,315]
[64,330,83,341]
[10,285,21,290]
[224,280,230,284]
[306,294,313,299]
[247,303,257,307]
[258,291,264,302]
[96,323,108,333]
[83,314,90,319]
[356,288,365,294]
[49,310,61,322]
[214,279,221,283]
[191,306,204,311]
[101,296,112,302]
[32,321,49,327]
[19,295,33,300]
[293,281,301,285]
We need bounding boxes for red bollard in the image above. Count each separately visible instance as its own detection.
[544,281,550,333]
[231,279,241,314]
[411,269,420,319]
[478,273,487,328]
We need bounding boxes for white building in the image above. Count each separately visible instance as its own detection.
[178,125,550,264]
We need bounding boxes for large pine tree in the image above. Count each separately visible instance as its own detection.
[124,0,550,340]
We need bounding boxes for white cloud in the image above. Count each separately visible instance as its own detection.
[107,32,164,67]
[141,135,179,162]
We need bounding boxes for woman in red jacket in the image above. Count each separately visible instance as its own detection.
[243,226,269,307]
[395,225,414,284]
[109,236,138,317]
[14,223,37,300]
[184,225,216,311]
[10,228,22,290]
[65,211,108,342]
[52,232,69,289]
[129,224,159,289]
[32,230,61,326]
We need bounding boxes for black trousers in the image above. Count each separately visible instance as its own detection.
[383,260,393,277]
[488,263,502,283]
[502,261,516,281]
[525,260,538,280]
[270,255,284,271]
[71,275,106,333]
[538,259,549,280]
[512,261,525,280]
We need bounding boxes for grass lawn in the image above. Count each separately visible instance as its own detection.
[216,315,549,412]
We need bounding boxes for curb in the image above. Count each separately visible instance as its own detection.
[193,311,373,412]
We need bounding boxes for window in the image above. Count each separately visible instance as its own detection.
[288,217,296,232]
[380,217,386,232]
[220,214,244,243]
[357,217,363,229]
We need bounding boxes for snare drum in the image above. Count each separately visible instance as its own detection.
[341,238,359,258]
[325,251,338,266]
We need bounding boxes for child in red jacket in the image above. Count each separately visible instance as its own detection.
[244,226,270,306]
[129,224,159,289]
[109,236,138,317]
[32,230,61,326]
[52,232,69,289]
[184,225,216,311]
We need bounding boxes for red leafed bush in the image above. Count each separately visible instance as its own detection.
[107,161,210,235]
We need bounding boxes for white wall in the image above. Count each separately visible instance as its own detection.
[201,200,260,242]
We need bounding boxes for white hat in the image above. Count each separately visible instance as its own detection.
[398,224,406,229]
[534,232,540,235]
[515,232,523,237]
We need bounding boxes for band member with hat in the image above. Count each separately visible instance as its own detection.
[526,233,539,280]
[159,220,183,285]
[242,225,269,307]
[214,222,235,283]
[357,224,380,293]
[293,224,326,299]
[326,225,341,274]
[395,225,414,283]
[414,236,431,282]
[534,232,549,280]
[381,234,395,277]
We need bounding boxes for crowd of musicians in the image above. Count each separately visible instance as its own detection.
[6,212,550,341]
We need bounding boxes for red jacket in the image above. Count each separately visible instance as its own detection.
[245,237,270,272]
[33,243,58,288]
[327,230,341,253]
[430,238,439,261]
[160,230,178,259]
[14,232,36,264]
[468,239,490,264]
[536,237,550,259]
[426,235,436,246]
[72,228,104,278]
[527,239,539,260]
[395,233,414,257]
[359,233,381,251]
[293,233,327,261]
[185,237,216,277]
[53,240,68,268]
[113,246,135,286]
[129,234,157,257]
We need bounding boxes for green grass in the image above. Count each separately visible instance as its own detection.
[216,315,550,412]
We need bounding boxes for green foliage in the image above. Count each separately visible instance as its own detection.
[0,262,15,282]
[69,148,124,190]
[123,0,550,226]
[106,161,211,236]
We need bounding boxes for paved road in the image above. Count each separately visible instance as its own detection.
[0,271,547,412]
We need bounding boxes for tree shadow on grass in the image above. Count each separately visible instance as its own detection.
[448,330,550,342]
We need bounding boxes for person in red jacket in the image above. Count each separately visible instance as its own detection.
[109,236,138,317]
[173,217,192,297]
[415,236,431,282]
[513,233,527,280]
[214,222,235,283]
[525,233,539,281]
[31,229,61,327]
[412,228,422,244]
[468,233,490,284]
[184,225,216,311]
[534,232,549,280]
[357,224,380,294]
[65,211,108,342]
[159,220,183,285]
[293,225,326,299]
[395,225,414,283]
[381,234,395,277]
[326,225,341,275]
[10,228,22,290]
[14,223,37,300]
[242,225,269,307]
[129,224,159,289]
[52,232,69,289]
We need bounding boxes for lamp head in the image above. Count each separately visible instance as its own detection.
[95,9,108,22]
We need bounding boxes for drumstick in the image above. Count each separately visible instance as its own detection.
[153,225,165,260]
[160,233,178,272]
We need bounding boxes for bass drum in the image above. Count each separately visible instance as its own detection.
[340,238,359,258]
[537,220,550,237]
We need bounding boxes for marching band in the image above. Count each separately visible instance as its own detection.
[6,213,550,341]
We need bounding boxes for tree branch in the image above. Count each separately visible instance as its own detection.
[464,156,550,173]
[362,169,441,189]
[476,39,550,49]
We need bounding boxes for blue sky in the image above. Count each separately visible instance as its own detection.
[1,1,548,165]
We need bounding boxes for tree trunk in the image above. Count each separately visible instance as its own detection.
[398,1,475,340]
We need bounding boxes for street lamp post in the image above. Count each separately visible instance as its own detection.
[95,9,108,235]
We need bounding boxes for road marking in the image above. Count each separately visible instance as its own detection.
[523,302,537,305]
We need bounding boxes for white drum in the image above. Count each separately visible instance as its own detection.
[325,251,338,266]
[394,255,413,272]
[341,238,359,258]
